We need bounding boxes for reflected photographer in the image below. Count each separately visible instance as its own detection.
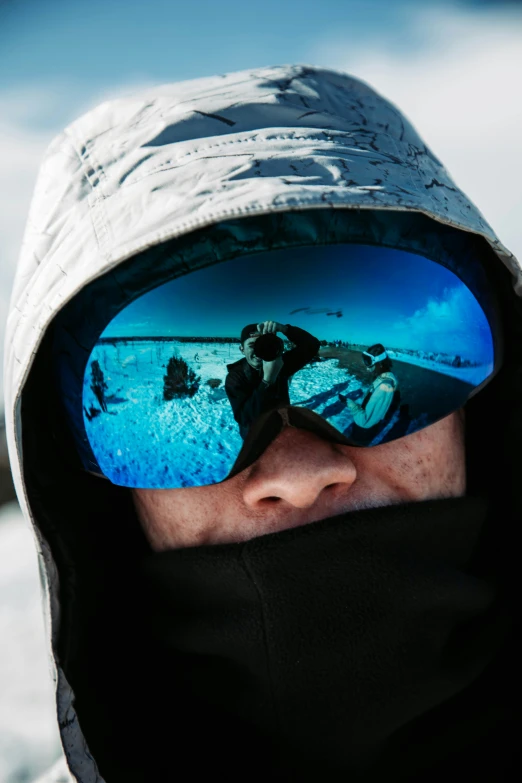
[225,320,320,438]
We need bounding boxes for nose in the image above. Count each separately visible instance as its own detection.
[242,426,357,510]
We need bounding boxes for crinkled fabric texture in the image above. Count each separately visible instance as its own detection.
[4,64,521,782]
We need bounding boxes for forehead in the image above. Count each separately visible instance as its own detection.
[244,335,260,347]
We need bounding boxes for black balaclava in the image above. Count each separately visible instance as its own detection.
[134,458,513,782]
[29,210,519,782]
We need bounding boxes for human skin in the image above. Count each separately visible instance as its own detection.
[131,407,466,552]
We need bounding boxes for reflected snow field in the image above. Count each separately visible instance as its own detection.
[84,340,365,487]
[82,339,484,489]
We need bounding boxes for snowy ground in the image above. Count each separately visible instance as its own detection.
[85,341,370,487]
[0,502,62,783]
[83,340,489,489]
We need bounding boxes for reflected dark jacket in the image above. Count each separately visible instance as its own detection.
[225,324,320,439]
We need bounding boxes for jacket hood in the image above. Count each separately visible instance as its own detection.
[4,64,521,782]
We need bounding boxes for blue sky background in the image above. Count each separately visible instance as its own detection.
[0,0,520,130]
[104,244,492,362]
[0,0,444,101]
[0,0,517,88]
[0,2,520,780]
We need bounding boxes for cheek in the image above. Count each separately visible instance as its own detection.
[393,415,466,496]
[132,484,241,551]
[357,412,466,500]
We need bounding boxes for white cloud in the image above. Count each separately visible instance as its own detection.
[311,1,522,264]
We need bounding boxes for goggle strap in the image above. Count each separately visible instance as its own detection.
[363,350,388,365]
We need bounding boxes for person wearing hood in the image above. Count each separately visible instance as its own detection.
[5,65,519,783]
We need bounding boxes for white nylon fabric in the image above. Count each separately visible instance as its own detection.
[3,63,520,782]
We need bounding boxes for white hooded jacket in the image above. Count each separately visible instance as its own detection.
[4,64,520,783]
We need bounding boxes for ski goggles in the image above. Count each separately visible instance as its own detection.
[54,242,502,489]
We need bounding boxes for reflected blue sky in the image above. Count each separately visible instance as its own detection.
[103,244,493,362]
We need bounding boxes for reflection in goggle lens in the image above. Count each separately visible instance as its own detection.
[80,244,496,489]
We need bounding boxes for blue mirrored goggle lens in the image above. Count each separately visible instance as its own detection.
[81,244,496,489]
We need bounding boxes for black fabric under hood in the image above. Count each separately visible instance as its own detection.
[22,209,521,782]
[134,492,514,782]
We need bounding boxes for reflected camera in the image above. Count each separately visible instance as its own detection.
[253,333,285,361]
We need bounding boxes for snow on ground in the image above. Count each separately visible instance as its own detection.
[83,340,446,488]
[85,341,371,488]
[0,502,62,783]
[87,341,248,487]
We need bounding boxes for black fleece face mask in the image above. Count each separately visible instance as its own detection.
[134,490,515,781]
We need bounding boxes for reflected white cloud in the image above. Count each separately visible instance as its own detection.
[391,284,491,358]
